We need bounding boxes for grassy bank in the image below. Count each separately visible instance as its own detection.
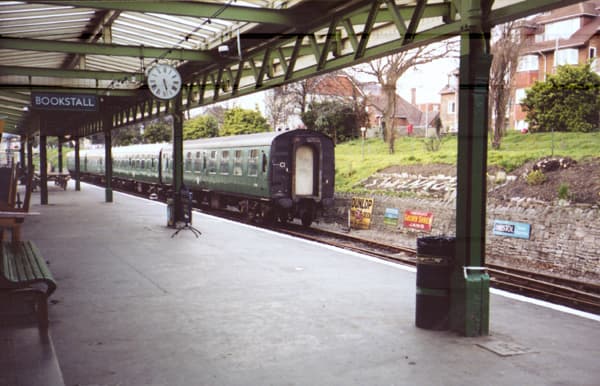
[335,131,600,192]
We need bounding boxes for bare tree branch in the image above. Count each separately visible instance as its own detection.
[352,38,458,153]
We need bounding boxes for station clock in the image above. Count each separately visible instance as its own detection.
[147,64,182,100]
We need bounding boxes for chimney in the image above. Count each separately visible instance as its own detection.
[411,88,416,105]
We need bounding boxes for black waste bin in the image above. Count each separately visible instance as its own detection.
[415,236,455,330]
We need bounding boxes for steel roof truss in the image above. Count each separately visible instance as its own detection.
[35,1,293,25]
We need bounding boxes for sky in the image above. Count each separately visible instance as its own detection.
[190,56,459,118]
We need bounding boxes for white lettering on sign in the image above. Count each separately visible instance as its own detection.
[31,93,97,111]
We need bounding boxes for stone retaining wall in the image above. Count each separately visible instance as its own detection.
[324,193,600,283]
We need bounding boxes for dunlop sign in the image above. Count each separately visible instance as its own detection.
[31,93,98,111]
[350,197,374,230]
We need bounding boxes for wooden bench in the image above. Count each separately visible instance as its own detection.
[0,165,34,243]
[0,241,57,328]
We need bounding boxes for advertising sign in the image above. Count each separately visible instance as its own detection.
[403,210,433,232]
[31,93,98,111]
[350,197,374,230]
[383,208,399,227]
[493,220,531,239]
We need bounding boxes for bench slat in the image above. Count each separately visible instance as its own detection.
[1,241,56,296]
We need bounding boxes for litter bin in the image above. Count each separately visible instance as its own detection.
[415,236,455,330]
[463,266,490,336]
[166,198,175,228]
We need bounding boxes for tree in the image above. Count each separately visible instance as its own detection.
[203,105,227,129]
[113,125,143,146]
[221,107,271,136]
[301,100,358,144]
[265,84,297,130]
[143,120,171,143]
[183,115,219,139]
[352,39,458,153]
[522,64,600,133]
[489,21,524,149]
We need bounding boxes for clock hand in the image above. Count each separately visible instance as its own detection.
[163,78,168,92]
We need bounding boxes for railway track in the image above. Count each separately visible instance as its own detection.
[274,223,600,315]
[80,180,600,315]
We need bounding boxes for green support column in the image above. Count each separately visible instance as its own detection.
[172,96,184,222]
[26,136,33,178]
[451,0,492,337]
[57,137,63,173]
[19,137,25,171]
[104,126,113,203]
[40,134,48,205]
[74,136,81,191]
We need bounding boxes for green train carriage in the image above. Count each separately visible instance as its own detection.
[67,129,335,226]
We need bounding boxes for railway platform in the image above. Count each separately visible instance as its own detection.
[3,182,599,385]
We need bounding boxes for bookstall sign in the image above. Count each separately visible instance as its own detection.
[403,210,433,232]
[31,93,98,111]
[383,208,399,226]
[350,197,374,230]
[493,220,531,239]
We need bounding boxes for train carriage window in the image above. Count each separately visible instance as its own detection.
[220,151,230,174]
[194,152,202,172]
[141,160,145,169]
[208,150,217,174]
[248,149,259,177]
[233,150,243,176]
[185,152,193,171]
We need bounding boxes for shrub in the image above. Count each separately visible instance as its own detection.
[424,137,441,152]
[526,170,546,185]
[557,183,570,200]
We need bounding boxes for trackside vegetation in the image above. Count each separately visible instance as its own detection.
[334,131,600,192]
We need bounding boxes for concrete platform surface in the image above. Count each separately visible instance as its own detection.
[18,183,600,386]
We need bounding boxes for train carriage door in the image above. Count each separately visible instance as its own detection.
[294,145,314,196]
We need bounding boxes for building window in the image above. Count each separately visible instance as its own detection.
[447,101,456,114]
[555,48,578,66]
[543,18,580,41]
[517,55,539,72]
[515,88,527,105]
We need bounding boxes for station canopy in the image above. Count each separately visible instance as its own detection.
[0,0,581,138]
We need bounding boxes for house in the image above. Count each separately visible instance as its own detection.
[513,0,600,131]
[307,75,439,137]
[362,83,440,137]
[438,69,459,133]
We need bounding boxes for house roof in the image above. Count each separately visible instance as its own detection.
[310,74,363,98]
[521,0,600,54]
[365,83,426,125]
[533,0,600,24]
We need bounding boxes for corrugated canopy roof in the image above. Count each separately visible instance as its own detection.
[0,0,584,137]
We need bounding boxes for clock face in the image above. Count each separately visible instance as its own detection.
[147,64,182,100]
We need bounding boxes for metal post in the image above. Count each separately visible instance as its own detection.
[40,134,48,205]
[74,136,81,191]
[19,137,25,171]
[104,123,113,203]
[57,137,63,173]
[26,136,33,182]
[451,0,492,337]
[172,95,184,222]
